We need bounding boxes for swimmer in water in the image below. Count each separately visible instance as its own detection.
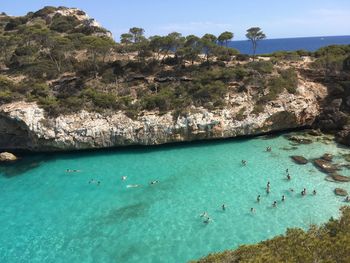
[257,195,261,202]
[286,168,289,174]
[200,212,208,218]
[127,184,141,188]
[121,176,127,181]
[251,207,256,213]
[345,196,350,202]
[313,190,317,195]
[282,195,286,202]
[287,174,291,180]
[203,217,211,224]
[272,201,277,207]
[241,160,247,166]
[289,188,294,192]
[150,180,159,185]
[222,204,226,211]
[266,187,270,194]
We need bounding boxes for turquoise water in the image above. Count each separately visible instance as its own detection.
[1,132,350,263]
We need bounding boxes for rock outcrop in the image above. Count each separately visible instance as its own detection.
[0,81,327,151]
[335,188,348,196]
[291,155,308,164]
[0,152,17,161]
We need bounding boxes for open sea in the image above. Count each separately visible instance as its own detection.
[1,132,350,263]
[229,35,350,54]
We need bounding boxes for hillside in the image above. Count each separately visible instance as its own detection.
[0,6,349,151]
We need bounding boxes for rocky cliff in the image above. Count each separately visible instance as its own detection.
[0,79,327,151]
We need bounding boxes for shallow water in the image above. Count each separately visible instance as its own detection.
[1,132,350,263]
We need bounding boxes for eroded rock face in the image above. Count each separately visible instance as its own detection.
[0,82,326,151]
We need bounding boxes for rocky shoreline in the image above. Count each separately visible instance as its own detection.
[0,79,326,152]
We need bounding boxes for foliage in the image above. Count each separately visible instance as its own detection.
[193,206,350,263]
[245,27,266,60]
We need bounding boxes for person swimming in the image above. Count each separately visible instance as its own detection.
[267,181,270,188]
[89,179,100,185]
[266,146,272,152]
[150,180,159,185]
[266,187,270,194]
[222,204,226,211]
[200,212,208,217]
[289,188,294,192]
[286,168,289,174]
[313,190,317,195]
[282,195,286,202]
[257,195,261,202]
[66,169,80,173]
[241,160,247,166]
[286,174,291,180]
[301,188,306,196]
[250,207,256,213]
[121,176,127,181]
[127,184,141,188]
[203,217,211,224]
[272,201,277,207]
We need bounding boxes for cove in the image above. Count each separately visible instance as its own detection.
[1,132,350,263]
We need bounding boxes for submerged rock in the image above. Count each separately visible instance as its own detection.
[291,155,308,164]
[280,146,298,151]
[335,188,348,196]
[313,159,339,174]
[0,152,17,162]
[308,129,322,136]
[287,136,313,145]
[330,173,350,182]
[321,153,333,162]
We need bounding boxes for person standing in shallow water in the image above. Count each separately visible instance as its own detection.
[257,195,261,202]
[222,204,226,211]
[241,160,247,166]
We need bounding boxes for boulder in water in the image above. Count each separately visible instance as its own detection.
[330,173,350,182]
[321,153,333,162]
[0,152,17,162]
[313,159,339,174]
[287,136,313,145]
[335,188,348,196]
[308,129,322,136]
[291,155,308,164]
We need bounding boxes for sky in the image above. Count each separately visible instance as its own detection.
[1,0,350,41]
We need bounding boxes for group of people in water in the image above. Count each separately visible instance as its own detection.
[122,175,160,188]
[201,157,324,224]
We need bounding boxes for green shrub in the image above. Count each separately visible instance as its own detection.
[82,88,117,109]
[194,207,350,263]
[50,14,79,33]
[246,61,274,74]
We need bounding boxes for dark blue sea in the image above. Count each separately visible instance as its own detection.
[229,35,350,55]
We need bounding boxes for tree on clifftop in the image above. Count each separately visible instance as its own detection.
[246,27,266,61]
[218,31,233,48]
[129,27,145,43]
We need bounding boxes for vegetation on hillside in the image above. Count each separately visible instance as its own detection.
[193,206,350,263]
[0,6,348,119]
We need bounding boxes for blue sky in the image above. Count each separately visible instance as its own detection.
[1,0,350,40]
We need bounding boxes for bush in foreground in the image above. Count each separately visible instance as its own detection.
[192,206,350,263]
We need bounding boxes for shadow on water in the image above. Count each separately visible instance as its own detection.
[0,153,51,178]
[14,127,299,164]
[99,202,150,225]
